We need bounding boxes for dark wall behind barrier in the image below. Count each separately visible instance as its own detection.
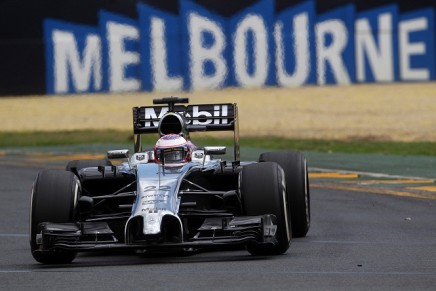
[1,0,436,95]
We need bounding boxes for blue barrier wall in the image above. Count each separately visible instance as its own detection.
[1,0,436,95]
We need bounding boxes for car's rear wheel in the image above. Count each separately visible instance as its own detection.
[66,159,112,172]
[240,162,291,255]
[30,169,80,264]
[259,151,310,238]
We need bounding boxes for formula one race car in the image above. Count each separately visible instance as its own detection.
[30,97,310,264]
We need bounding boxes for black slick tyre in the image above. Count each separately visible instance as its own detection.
[30,169,80,264]
[259,151,310,238]
[240,162,291,255]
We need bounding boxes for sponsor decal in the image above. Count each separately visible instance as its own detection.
[44,0,436,94]
[140,186,170,207]
[140,104,231,127]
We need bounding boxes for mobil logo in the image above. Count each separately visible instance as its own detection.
[142,104,231,127]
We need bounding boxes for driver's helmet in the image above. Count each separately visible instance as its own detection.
[154,134,192,164]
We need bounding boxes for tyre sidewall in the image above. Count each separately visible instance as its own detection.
[30,169,80,263]
[240,162,291,255]
[259,151,310,238]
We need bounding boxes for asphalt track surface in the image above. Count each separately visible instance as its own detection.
[1,162,436,290]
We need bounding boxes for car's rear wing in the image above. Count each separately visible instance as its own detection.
[132,98,240,161]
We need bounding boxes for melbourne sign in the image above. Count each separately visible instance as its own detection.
[44,0,436,94]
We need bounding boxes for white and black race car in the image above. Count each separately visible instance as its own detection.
[30,97,310,264]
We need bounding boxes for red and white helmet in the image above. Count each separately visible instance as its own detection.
[154,134,191,164]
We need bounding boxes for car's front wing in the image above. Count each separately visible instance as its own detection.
[34,215,278,253]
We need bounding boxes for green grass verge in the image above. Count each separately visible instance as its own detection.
[1,130,436,156]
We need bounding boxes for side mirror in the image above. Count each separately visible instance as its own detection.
[107,149,129,159]
[129,151,154,166]
[204,146,226,155]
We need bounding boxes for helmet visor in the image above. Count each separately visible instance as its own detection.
[156,147,187,164]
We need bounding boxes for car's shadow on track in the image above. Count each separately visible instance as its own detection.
[29,248,278,269]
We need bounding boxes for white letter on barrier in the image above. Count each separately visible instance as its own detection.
[188,13,227,90]
[315,20,351,84]
[53,30,102,93]
[274,13,310,86]
[399,18,429,81]
[356,13,394,82]
[150,17,183,92]
[107,21,140,92]
[234,14,269,87]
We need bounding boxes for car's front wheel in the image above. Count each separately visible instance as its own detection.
[240,162,291,255]
[30,169,80,264]
[259,151,310,238]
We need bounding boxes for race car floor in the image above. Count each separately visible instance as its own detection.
[1,145,435,201]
